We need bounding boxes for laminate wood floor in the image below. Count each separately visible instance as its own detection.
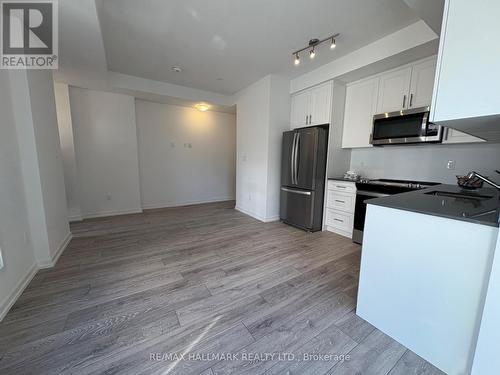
[0,201,445,375]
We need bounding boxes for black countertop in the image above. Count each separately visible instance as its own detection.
[328,177,359,182]
[366,184,500,227]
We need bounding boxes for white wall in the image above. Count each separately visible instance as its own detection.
[26,71,71,258]
[9,70,71,266]
[69,87,142,218]
[135,100,236,209]
[235,74,291,222]
[350,143,500,184]
[266,75,292,219]
[54,83,82,221]
[235,76,272,220]
[0,71,37,320]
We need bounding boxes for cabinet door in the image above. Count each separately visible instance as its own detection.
[376,67,412,113]
[342,77,379,148]
[443,128,485,144]
[291,90,310,128]
[409,58,437,108]
[310,82,332,126]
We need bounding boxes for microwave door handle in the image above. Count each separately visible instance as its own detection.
[422,112,429,135]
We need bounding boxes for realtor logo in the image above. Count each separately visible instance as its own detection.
[1,0,58,69]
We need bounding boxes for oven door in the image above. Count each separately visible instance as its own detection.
[353,190,390,244]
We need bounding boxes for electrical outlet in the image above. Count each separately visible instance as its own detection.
[0,246,4,270]
[447,160,456,170]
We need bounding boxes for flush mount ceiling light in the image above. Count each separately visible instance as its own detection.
[292,33,339,65]
[171,66,182,73]
[195,103,210,112]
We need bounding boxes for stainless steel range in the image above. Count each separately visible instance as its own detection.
[353,178,440,244]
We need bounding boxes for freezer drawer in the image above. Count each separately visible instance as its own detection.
[280,187,314,230]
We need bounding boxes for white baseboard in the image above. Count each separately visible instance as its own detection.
[68,214,83,222]
[81,208,143,220]
[0,262,37,322]
[142,197,235,210]
[38,232,73,269]
[235,206,280,223]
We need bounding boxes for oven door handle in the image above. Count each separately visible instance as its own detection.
[357,190,391,198]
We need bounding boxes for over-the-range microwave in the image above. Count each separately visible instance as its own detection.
[370,106,443,146]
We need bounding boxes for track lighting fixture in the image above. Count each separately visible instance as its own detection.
[292,33,339,65]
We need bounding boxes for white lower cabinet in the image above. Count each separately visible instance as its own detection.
[325,180,356,238]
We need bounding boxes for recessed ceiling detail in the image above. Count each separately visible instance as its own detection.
[97,0,419,95]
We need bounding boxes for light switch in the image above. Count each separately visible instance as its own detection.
[447,160,456,170]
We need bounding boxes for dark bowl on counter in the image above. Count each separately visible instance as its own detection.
[456,175,484,190]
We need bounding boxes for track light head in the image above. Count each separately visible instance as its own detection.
[309,48,315,59]
[330,38,336,49]
[294,53,300,65]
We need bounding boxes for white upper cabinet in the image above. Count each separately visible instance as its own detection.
[409,58,437,109]
[432,0,500,123]
[291,90,311,128]
[376,67,412,113]
[342,77,379,148]
[341,56,444,149]
[290,81,332,128]
[310,82,333,126]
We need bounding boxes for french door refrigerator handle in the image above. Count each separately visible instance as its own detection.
[294,132,300,185]
[290,133,297,184]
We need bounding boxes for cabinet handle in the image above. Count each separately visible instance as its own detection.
[309,114,312,124]
[335,200,345,203]
[402,95,407,108]
[336,185,347,189]
[334,218,344,223]
[305,115,308,125]
[409,93,413,107]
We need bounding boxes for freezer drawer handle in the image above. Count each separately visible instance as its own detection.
[281,187,312,196]
[334,200,345,203]
[336,185,347,189]
[334,218,344,222]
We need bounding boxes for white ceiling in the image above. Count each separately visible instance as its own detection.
[96,0,419,95]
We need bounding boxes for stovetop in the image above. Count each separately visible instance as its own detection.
[357,178,440,190]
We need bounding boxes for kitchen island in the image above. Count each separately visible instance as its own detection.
[356,185,499,375]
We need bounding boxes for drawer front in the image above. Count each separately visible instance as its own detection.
[326,209,353,232]
[328,180,356,194]
[327,190,355,213]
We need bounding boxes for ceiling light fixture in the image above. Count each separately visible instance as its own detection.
[292,33,339,65]
[294,53,300,65]
[195,103,210,112]
[171,66,182,73]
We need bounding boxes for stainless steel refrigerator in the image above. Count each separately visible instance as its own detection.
[280,126,328,231]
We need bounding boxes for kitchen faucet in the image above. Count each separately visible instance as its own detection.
[466,170,500,191]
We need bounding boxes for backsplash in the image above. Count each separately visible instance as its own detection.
[350,143,500,184]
